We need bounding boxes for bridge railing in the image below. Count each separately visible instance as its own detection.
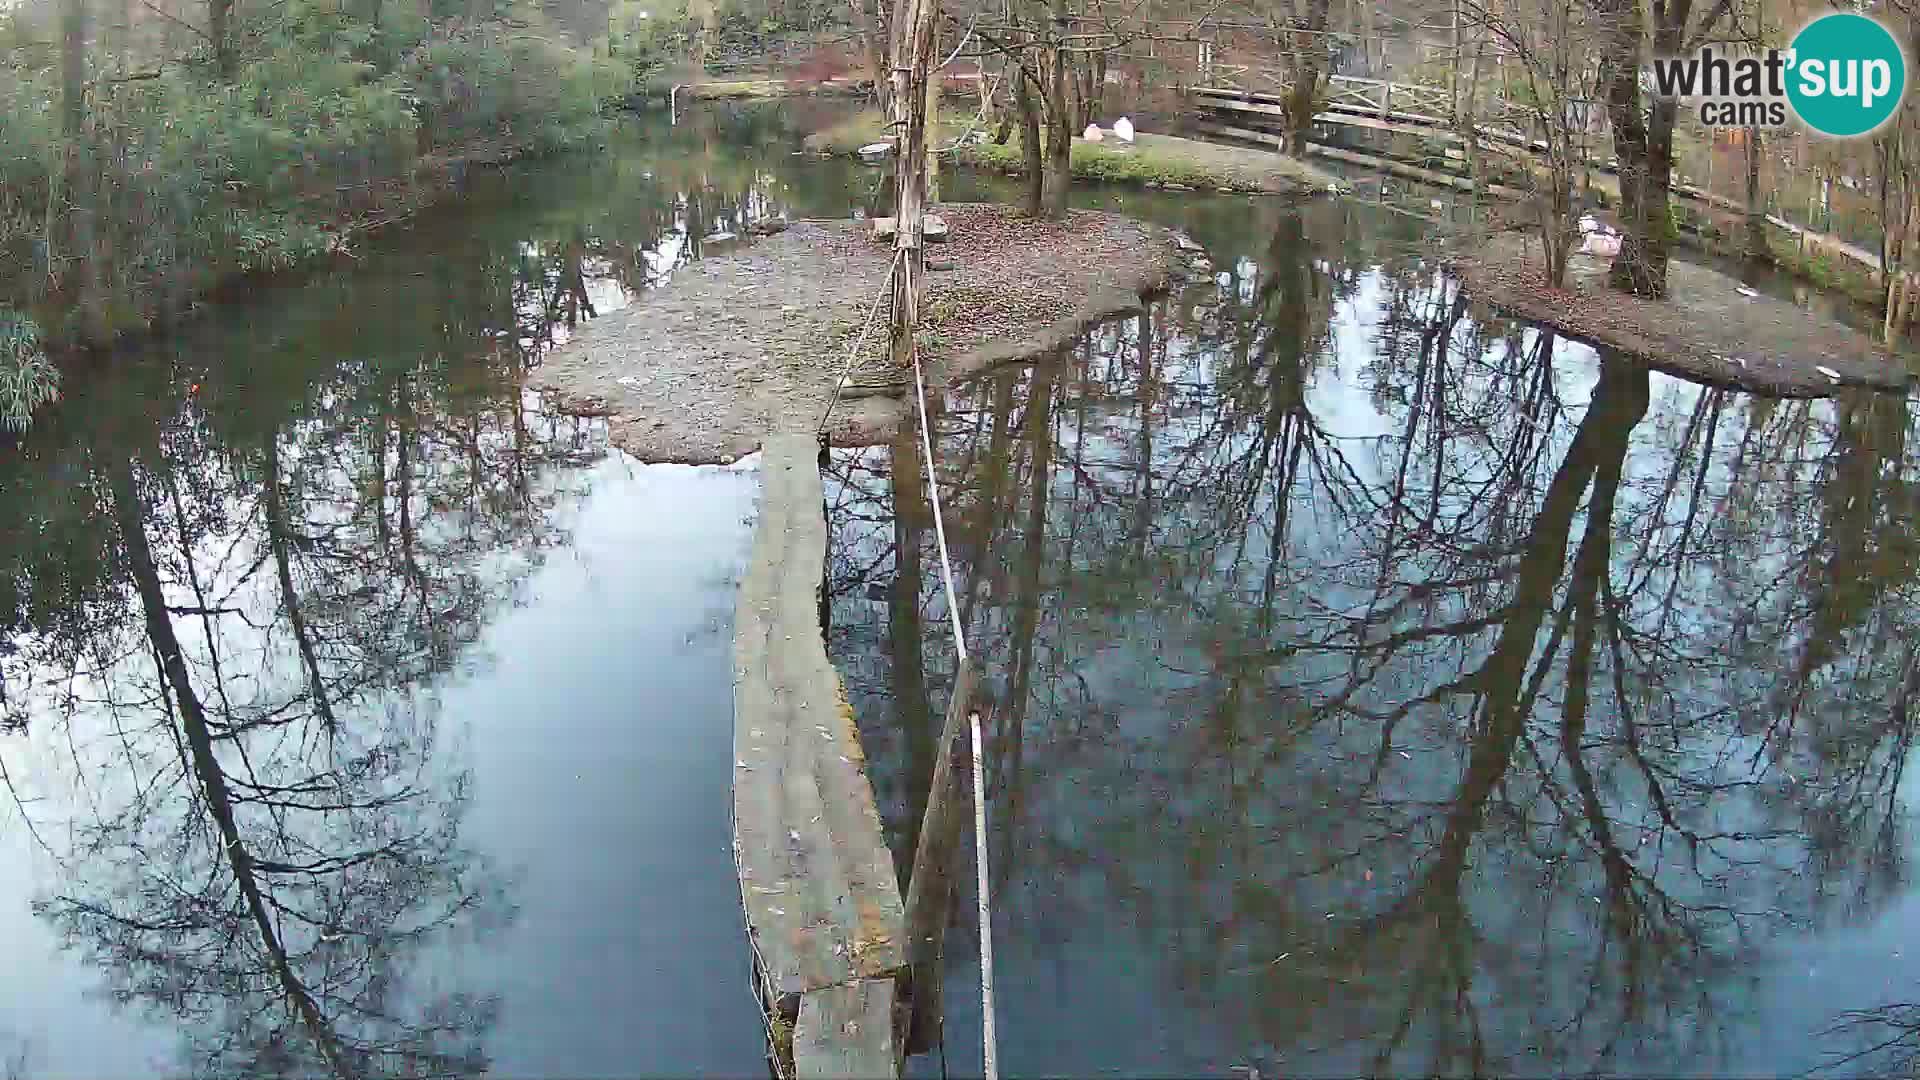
[1192,72,1577,148]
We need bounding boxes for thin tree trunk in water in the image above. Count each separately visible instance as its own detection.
[1015,65,1043,218]
[264,437,337,734]
[889,429,930,880]
[995,359,1056,863]
[1744,127,1768,264]
[900,651,972,1056]
[111,456,355,1080]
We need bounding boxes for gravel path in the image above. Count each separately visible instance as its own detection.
[531,203,1186,463]
[1450,235,1914,397]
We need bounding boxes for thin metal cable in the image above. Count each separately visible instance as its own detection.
[966,700,997,1080]
[906,269,996,1079]
[817,249,905,436]
[908,321,967,659]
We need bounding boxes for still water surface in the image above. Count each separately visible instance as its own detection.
[4,100,1916,1077]
[0,105,854,1077]
[828,199,1920,1077]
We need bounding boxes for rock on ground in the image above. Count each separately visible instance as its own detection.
[530,203,1186,463]
[1449,235,1914,397]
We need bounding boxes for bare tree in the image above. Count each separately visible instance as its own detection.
[1461,0,1603,285]
[1588,0,1738,297]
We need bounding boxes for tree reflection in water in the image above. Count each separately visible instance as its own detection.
[826,203,1920,1077]
[8,374,599,1075]
[0,242,610,1080]
[0,103,880,1077]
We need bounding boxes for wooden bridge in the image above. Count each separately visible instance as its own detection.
[1187,75,1884,280]
[1191,75,1593,159]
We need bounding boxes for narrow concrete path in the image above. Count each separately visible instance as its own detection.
[733,435,904,1078]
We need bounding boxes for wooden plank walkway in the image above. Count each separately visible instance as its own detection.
[1191,86,1887,282]
[734,435,906,1078]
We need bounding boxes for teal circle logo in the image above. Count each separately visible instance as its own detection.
[1786,13,1906,137]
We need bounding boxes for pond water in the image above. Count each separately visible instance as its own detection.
[826,200,1920,1077]
[4,98,1915,1078]
[0,104,866,1078]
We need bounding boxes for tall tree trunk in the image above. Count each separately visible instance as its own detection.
[1015,63,1044,218]
[884,0,937,370]
[1888,196,1919,342]
[1744,127,1768,264]
[1284,0,1332,155]
[1039,26,1072,220]
[60,0,108,340]
[1595,0,1676,297]
[856,0,891,114]
[689,0,715,70]
[210,0,235,79]
[923,22,940,203]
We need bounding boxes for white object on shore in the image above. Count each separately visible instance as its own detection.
[870,214,949,242]
[1817,365,1843,382]
[1083,124,1104,142]
[1736,285,1759,297]
[1113,116,1136,143]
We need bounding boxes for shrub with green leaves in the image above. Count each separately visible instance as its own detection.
[0,312,56,434]
[0,0,630,368]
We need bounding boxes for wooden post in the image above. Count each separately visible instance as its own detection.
[1448,0,1461,122]
[886,0,938,374]
[901,657,977,1053]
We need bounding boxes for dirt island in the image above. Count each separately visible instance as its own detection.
[1450,234,1915,397]
[531,202,1194,463]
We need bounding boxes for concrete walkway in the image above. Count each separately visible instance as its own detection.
[733,435,904,1078]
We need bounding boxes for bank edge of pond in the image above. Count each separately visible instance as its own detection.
[1449,234,1915,397]
[23,130,607,369]
[531,202,1194,463]
[803,110,1343,196]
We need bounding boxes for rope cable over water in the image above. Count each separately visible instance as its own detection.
[904,259,998,1080]
[818,243,999,1080]
[816,249,905,437]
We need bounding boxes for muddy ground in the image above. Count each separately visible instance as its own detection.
[1450,234,1914,397]
[531,203,1190,463]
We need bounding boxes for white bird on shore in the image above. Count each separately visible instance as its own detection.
[1581,231,1622,257]
[1083,123,1104,142]
[1113,116,1136,143]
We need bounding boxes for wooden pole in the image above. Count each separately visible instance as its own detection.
[885,0,938,373]
[901,657,977,1053]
